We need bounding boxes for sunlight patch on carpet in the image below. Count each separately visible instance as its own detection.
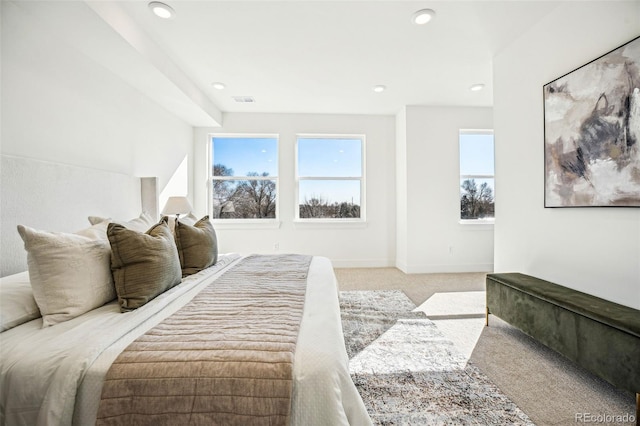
[413,291,487,362]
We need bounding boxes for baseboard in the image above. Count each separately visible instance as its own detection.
[395,260,409,273]
[403,263,494,274]
[330,259,493,272]
[331,258,396,268]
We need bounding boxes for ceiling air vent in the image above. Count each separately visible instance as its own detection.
[232,96,256,103]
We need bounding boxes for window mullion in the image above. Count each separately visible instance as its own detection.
[298,176,361,180]
[461,174,494,179]
[213,176,277,181]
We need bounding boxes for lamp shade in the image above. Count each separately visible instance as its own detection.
[162,196,192,215]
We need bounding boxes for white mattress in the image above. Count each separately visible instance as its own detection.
[0,255,371,426]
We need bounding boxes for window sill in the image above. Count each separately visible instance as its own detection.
[211,220,282,230]
[293,220,368,229]
[459,219,494,230]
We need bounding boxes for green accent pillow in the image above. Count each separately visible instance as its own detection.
[108,217,181,312]
[174,215,218,277]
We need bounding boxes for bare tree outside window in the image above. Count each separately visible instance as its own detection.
[299,196,360,219]
[211,168,277,219]
[210,136,278,220]
[460,178,494,219]
[236,173,276,218]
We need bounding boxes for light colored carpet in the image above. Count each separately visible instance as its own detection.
[335,267,637,426]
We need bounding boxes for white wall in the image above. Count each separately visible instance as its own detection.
[193,113,396,267]
[397,106,494,273]
[395,108,409,270]
[493,1,640,308]
[1,0,194,218]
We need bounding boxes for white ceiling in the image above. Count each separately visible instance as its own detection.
[14,1,565,125]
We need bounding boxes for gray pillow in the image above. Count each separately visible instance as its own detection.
[174,215,218,277]
[108,217,181,312]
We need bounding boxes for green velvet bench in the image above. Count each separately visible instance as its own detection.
[486,273,640,422]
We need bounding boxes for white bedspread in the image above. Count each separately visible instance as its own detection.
[0,255,371,426]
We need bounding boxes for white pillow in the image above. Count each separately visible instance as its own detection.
[0,271,41,332]
[17,222,116,327]
[88,212,155,233]
[165,212,199,235]
[178,212,199,226]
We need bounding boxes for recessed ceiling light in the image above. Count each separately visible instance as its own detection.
[373,85,386,93]
[211,82,226,90]
[470,83,485,92]
[412,9,436,25]
[148,2,175,19]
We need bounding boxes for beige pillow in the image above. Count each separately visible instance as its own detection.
[17,222,115,327]
[0,272,41,331]
[76,219,109,240]
[174,215,218,277]
[88,212,155,232]
[165,213,199,235]
[108,218,182,312]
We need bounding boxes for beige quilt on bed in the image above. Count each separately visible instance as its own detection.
[95,254,311,426]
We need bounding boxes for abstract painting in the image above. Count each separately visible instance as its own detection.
[544,36,640,207]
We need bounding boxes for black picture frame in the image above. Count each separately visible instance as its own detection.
[543,35,640,207]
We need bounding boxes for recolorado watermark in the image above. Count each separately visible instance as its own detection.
[575,412,636,423]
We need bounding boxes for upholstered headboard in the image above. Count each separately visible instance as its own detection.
[1,155,158,276]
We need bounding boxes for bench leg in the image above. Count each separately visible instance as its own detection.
[485,307,489,327]
[636,393,639,426]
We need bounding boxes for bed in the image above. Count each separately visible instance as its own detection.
[1,253,370,425]
[0,156,372,426]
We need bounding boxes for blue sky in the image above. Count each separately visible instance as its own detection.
[459,133,494,176]
[297,138,362,177]
[213,137,278,176]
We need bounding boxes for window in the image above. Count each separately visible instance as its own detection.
[296,135,364,220]
[459,130,494,221]
[209,135,278,220]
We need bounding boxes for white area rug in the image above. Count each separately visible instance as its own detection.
[341,290,535,425]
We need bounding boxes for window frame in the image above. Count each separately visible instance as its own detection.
[207,133,280,228]
[295,134,366,223]
[459,129,495,225]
